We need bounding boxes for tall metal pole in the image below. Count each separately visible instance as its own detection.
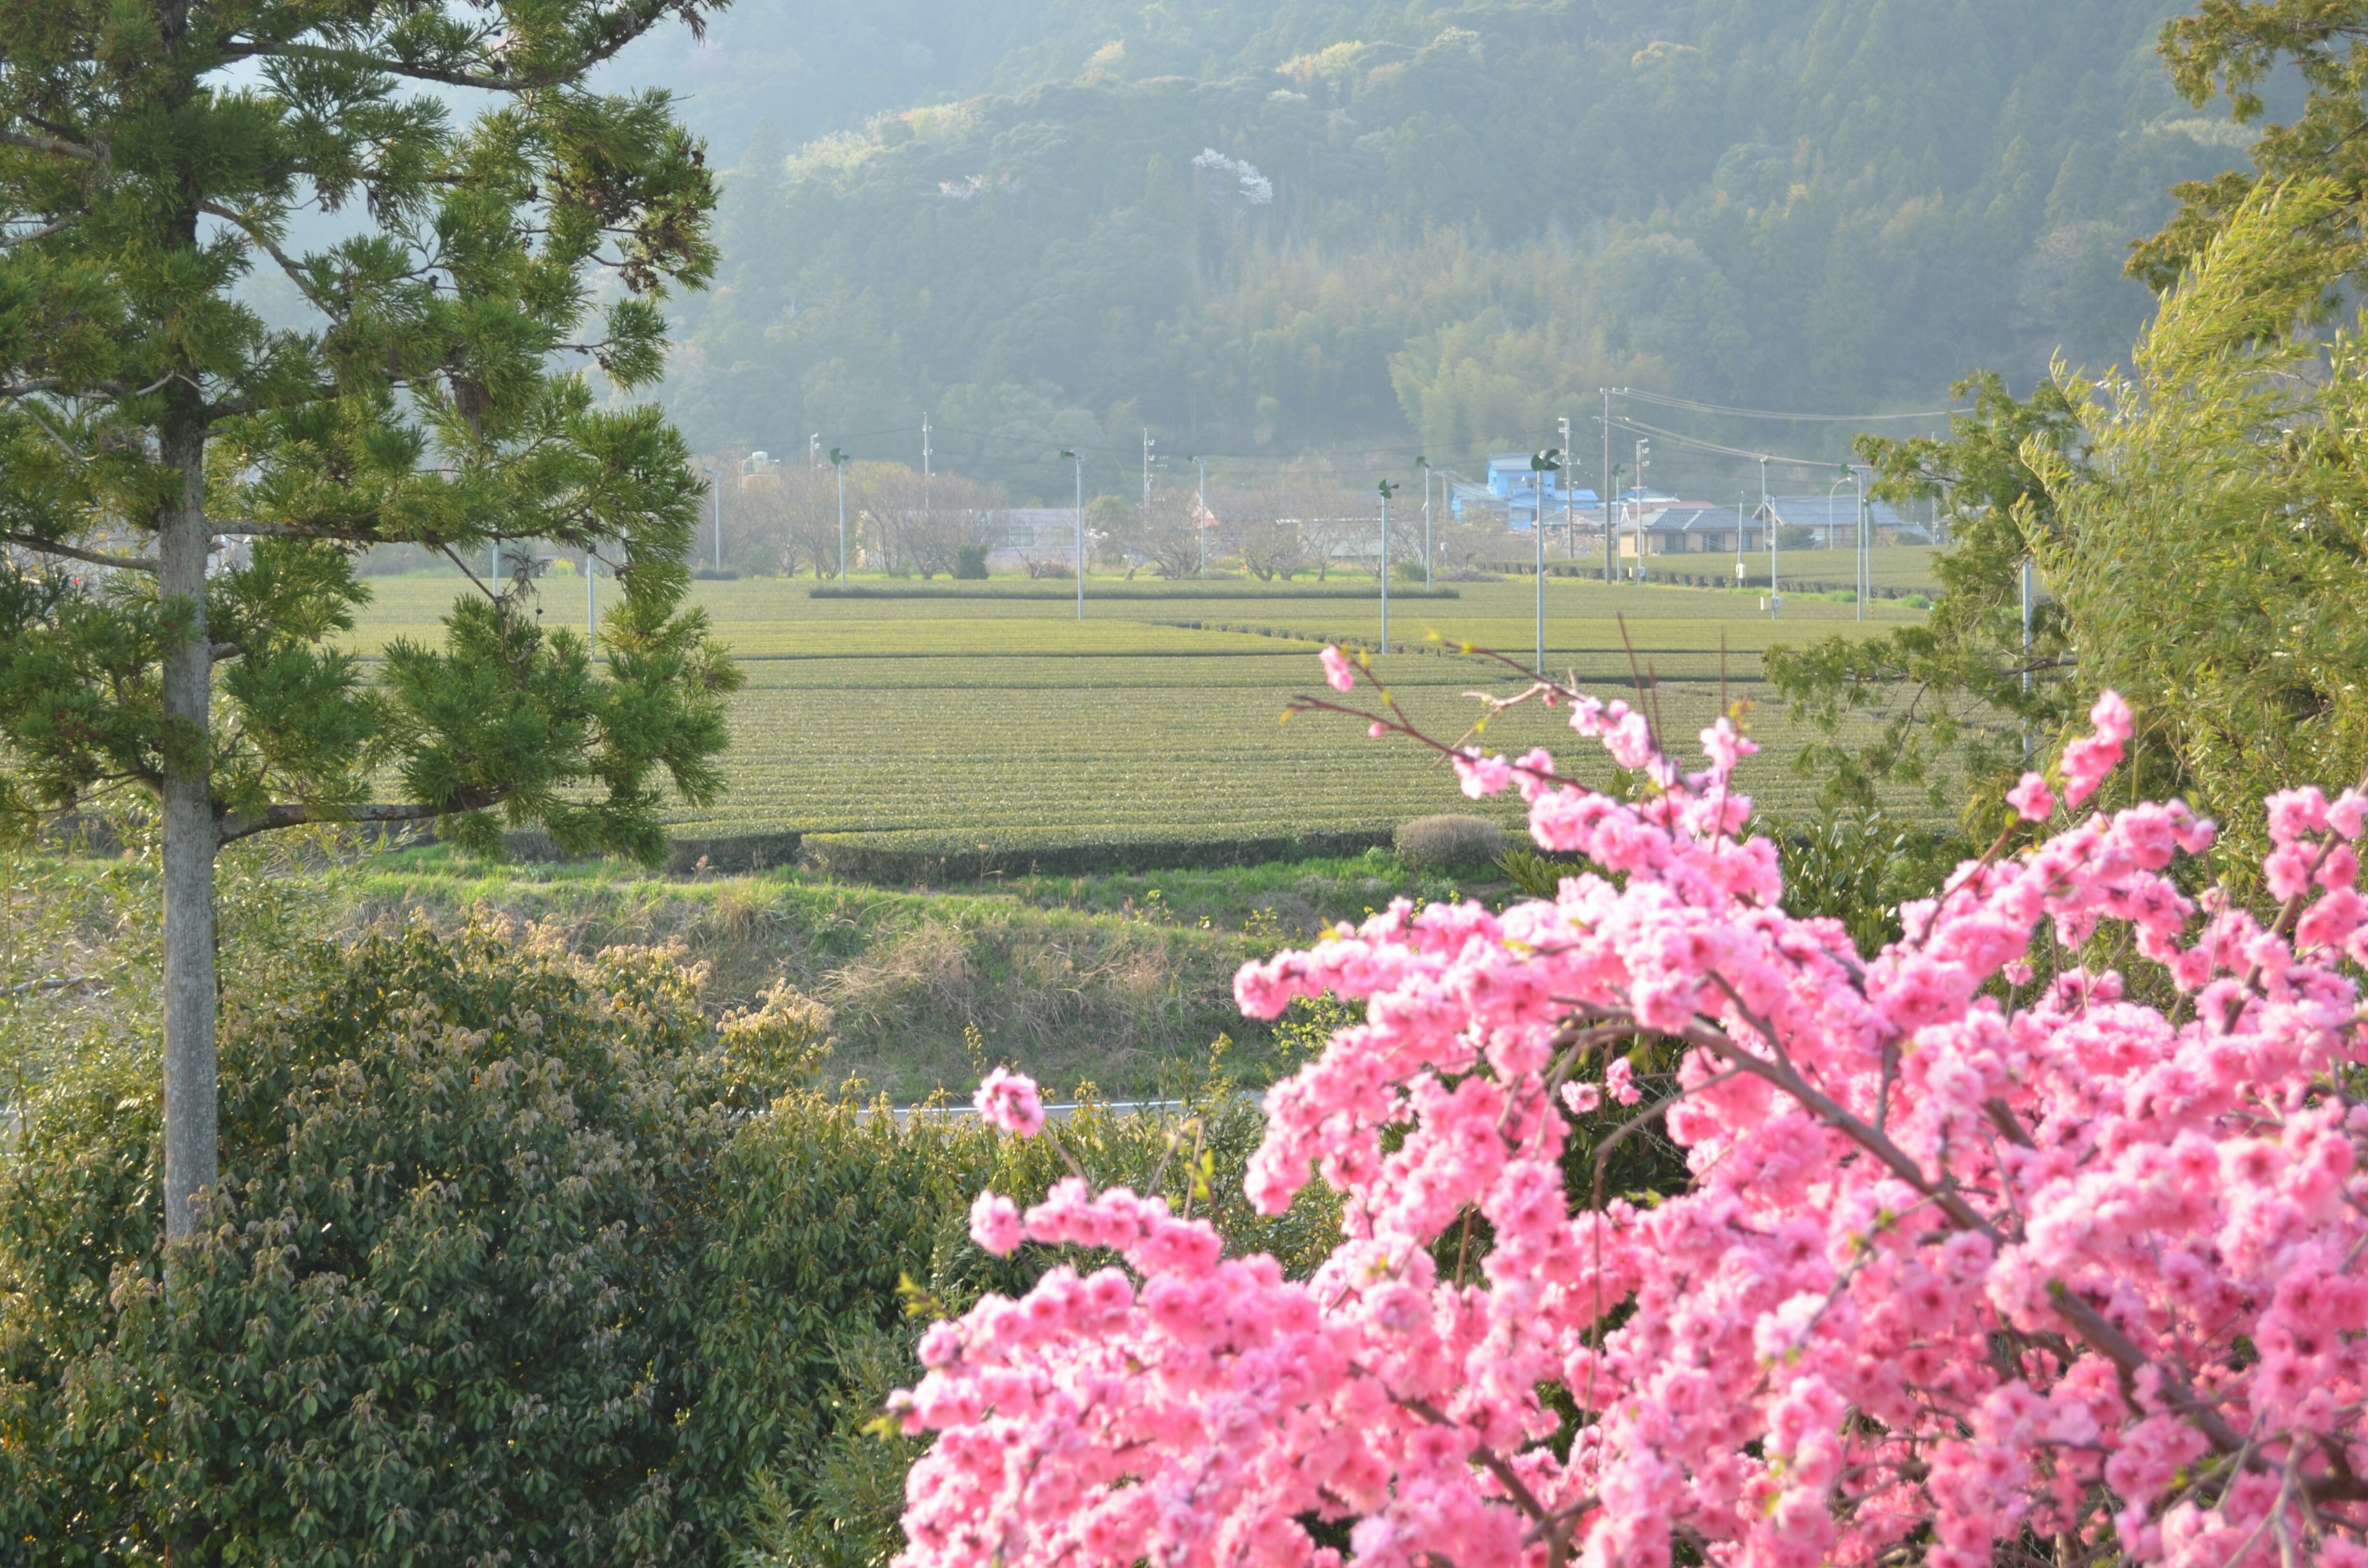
[1377,478,1397,655]
[1530,448,1558,673]
[1417,457,1433,590]
[1762,454,1777,618]
[1601,389,1614,583]
[586,549,595,642]
[1632,439,1650,581]
[1141,427,1154,519]
[829,447,849,581]
[1558,415,1572,557]
[1196,456,1207,578]
[1604,464,1621,585]
[1831,470,1856,614]
[1063,450,1083,620]
[1854,467,1867,620]
[2021,553,2034,761]
[714,471,724,571]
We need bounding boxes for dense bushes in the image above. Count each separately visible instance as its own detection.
[0,918,1330,1563]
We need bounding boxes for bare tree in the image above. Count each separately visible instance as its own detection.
[903,474,1005,578]
[1116,491,1203,579]
[1223,495,1310,581]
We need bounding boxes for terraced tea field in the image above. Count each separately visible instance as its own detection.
[347,554,1937,856]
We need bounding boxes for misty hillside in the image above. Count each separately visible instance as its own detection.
[622,1,2251,498]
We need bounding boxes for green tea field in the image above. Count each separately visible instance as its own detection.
[346,551,1938,858]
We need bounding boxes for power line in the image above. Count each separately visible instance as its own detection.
[1616,388,1964,423]
[1598,413,1854,472]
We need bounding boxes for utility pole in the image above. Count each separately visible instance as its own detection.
[1604,464,1621,585]
[1196,454,1207,578]
[1529,448,1560,673]
[1416,456,1433,589]
[586,548,596,642]
[809,432,820,469]
[1063,449,1084,620]
[715,469,725,570]
[1141,427,1155,520]
[1377,478,1397,654]
[1735,493,1748,589]
[1558,415,1573,557]
[829,447,849,581]
[921,415,932,544]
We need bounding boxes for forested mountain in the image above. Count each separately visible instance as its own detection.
[624,1,2253,499]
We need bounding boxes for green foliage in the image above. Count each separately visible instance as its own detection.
[2135,0,2368,292]
[1765,371,2087,834]
[2038,179,2368,850]
[671,1,2222,490]
[0,0,736,860]
[0,918,798,1561]
[0,913,1354,1561]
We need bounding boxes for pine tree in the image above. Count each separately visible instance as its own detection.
[0,0,741,1241]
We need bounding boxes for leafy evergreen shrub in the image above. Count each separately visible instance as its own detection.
[0,917,1342,1564]
[0,920,827,1564]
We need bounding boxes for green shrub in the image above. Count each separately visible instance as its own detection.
[0,919,1344,1565]
[952,546,989,580]
[0,919,829,1565]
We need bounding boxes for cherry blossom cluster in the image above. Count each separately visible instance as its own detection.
[892,655,2368,1568]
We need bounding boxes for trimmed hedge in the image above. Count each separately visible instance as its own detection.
[796,829,1394,884]
[805,583,1460,601]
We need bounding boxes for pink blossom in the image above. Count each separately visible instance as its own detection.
[1320,644,1357,692]
[969,1191,1024,1255]
[2061,691,2133,809]
[2007,772,2055,823]
[895,687,2368,1568]
[973,1067,1046,1138]
[1452,748,1514,798]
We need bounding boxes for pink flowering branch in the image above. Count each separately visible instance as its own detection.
[891,646,2368,1568]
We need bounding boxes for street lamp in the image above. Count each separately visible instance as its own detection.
[1558,415,1573,557]
[1194,454,1208,578]
[1830,467,1865,621]
[1061,449,1083,620]
[1377,478,1397,654]
[1761,454,1778,619]
[828,447,849,581]
[1416,456,1433,590]
[1632,438,1650,581]
[1529,447,1561,673]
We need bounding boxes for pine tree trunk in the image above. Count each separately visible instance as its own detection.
[158,398,216,1242]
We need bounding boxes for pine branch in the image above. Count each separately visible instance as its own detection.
[0,129,105,163]
[1,532,157,572]
[215,792,502,845]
